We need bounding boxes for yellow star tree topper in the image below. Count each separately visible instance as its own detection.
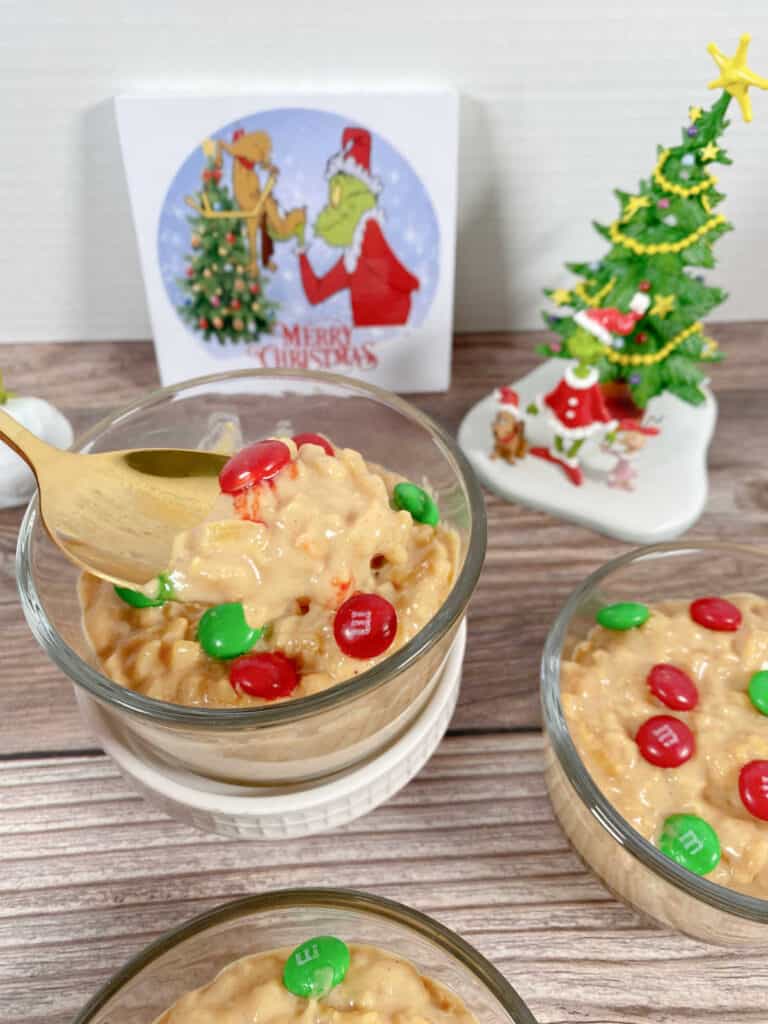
[542,34,767,409]
[708,33,768,122]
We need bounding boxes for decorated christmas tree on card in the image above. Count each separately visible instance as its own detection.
[178,140,278,345]
[460,35,768,542]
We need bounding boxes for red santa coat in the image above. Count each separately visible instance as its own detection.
[540,366,617,439]
[299,210,419,327]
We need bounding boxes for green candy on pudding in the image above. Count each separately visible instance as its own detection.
[197,602,264,659]
[659,813,721,876]
[748,670,768,716]
[283,935,351,998]
[114,572,175,609]
[150,938,478,1022]
[596,601,650,631]
[393,481,440,526]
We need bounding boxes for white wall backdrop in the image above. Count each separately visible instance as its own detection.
[2,0,768,341]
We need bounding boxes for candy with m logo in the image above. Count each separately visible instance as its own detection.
[283,936,351,998]
[659,813,721,875]
[636,715,695,767]
[334,593,397,659]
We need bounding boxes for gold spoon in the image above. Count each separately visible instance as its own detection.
[0,408,227,589]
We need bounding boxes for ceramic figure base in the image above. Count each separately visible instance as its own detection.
[459,360,716,544]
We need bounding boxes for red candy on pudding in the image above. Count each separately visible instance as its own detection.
[334,593,397,659]
[689,596,742,632]
[739,760,768,821]
[292,432,335,457]
[219,439,292,494]
[647,663,699,711]
[229,652,299,700]
[636,715,695,768]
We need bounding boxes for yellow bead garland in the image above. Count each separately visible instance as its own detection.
[598,321,711,367]
[653,149,717,198]
[608,213,726,255]
[573,278,616,307]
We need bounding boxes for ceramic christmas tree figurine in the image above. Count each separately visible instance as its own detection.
[541,33,768,411]
[460,35,768,542]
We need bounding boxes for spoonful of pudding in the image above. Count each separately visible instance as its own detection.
[0,408,227,591]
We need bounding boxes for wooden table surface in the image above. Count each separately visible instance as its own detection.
[2,327,767,1023]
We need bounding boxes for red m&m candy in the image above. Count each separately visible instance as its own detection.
[738,760,768,821]
[334,593,397,659]
[647,664,699,711]
[219,440,292,494]
[689,596,742,632]
[230,652,299,700]
[636,715,695,768]
[292,432,335,456]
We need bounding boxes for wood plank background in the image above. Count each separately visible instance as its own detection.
[1,328,767,1023]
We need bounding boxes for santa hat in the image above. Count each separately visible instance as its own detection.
[574,291,651,346]
[495,386,521,416]
[326,127,382,195]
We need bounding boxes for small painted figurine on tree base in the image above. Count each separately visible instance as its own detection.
[526,288,651,485]
[460,35,768,542]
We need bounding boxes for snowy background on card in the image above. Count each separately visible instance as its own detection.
[157,107,440,347]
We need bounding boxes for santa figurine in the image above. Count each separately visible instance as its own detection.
[527,289,651,486]
[298,127,420,327]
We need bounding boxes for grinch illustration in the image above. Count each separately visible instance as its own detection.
[297,127,420,327]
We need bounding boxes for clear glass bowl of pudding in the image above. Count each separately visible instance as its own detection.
[542,541,768,945]
[73,888,537,1024]
[17,370,486,785]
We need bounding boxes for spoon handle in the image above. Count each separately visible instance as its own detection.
[0,407,57,474]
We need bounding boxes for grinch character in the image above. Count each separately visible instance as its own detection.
[527,290,651,485]
[491,387,527,462]
[298,127,420,327]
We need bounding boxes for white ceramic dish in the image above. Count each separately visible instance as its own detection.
[76,620,466,840]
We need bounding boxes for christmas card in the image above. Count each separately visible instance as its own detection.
[116,93,458,392]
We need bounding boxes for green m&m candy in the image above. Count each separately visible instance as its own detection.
[596,601,650,631]
[748,670,768,716]
[197,602,264,659]
[393,482,440,526]
[283,936,350,998]
[115,572,175,609]
[659,813,721,876]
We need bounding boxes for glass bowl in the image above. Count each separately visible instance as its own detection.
[541,541,768,945]
[73,888,537,1024]
[17,370,486,785]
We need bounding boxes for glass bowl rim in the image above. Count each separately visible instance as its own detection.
[72,886,538,1024]
[16,368,487,730]
[541,539,768,924]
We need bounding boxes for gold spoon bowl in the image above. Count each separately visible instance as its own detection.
[0,407,226,589]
